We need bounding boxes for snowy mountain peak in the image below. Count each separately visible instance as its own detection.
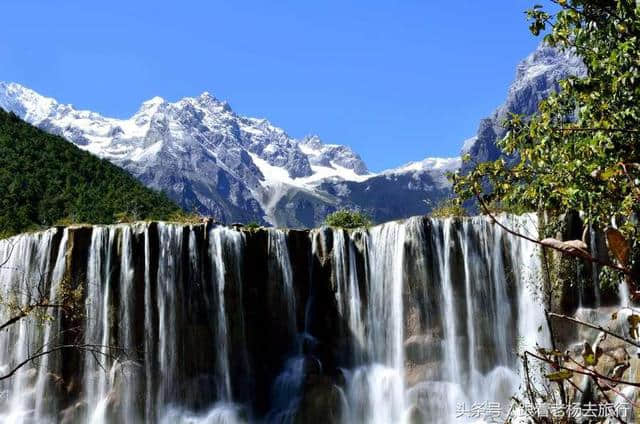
[134,96,166,119]
[460,136,477,155]
[0,42,582,227]
[0,81,59,123]
[394,157,462,173]
[462,43,586,169]
[383,157,461,189]
[511,44,585,94]
[0,81,463,226]
[300,134,323,149]
[192,91,232,112]
[298,134,369,176]
[142,96,165,106]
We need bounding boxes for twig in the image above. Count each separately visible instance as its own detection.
[620,162,640,200]
[0,343,126,381]
[551,127,640,134]
[548,312,640,349]
[510,395,543,424]
[527,350,640,388]
[473,189,635,280]
[565,355,637,419]
[0,302,67,332]
[0,240,16,268]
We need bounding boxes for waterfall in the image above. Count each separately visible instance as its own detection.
[210,228,234,402]
[331,229,365,362]
[0,228,68,424]
[266,229,296,345]
[265,229,304,423]
[84,226,115,424]
[405,215,546,423]
[155,223,183,415]
[0,215,548,423]
[344,221,407,424]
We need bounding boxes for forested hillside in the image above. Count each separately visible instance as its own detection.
[0,108,180,237]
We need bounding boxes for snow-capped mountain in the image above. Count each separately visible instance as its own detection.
[462,44,586,169]
[0,43,585,227]
[384,157,461,188]
[0,82,455,227]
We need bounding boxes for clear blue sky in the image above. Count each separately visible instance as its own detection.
[1,1,542,171]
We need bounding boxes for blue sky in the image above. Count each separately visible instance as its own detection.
[1,1,541,171]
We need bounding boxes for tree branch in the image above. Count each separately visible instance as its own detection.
[0,240,16,269]
[0,343,126,381]
[548,312,640,349]
[551,127,640,134]
[473,189,636,283]
[527,350,640,389]
[0,302,67,332]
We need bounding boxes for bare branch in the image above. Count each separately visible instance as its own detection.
[548,312,640,349]
[473,189,637,288]
[0,302,68,332]
[551,127,640,134]
[0,239,16,269]
[526,350,640,389]
[0,343,127,381]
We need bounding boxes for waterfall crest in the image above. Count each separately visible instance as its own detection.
[0,215,546,423]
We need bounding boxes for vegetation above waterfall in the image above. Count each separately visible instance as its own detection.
[324,209,372,229]
[428,197,468,218]
[0,109,180,238]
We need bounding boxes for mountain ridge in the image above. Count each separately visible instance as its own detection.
[0,108,180,237]
[0,81,456,227]
[0,43,585,227]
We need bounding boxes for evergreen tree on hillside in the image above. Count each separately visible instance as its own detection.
[0,108,180,237]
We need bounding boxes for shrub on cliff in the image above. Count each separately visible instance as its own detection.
[429,198,467,218]
[324,209,372,229]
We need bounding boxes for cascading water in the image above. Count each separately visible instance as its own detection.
[0,228,68,424]
[342,221,407,424]
[0,215,547,423]
[264,229,305,423]
[404,215,546,423]
[84,226,115,424]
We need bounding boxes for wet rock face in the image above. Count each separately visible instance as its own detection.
[294,376,344,424]
[554,307,639,422]
[545,211,621,317]
[60,401,87,424]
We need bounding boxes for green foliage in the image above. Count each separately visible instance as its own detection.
[324,209,372,229]
[0,109,180,237]
[114,211,138,224]
[451,1,640,413]
[429,198,468,218]
[167,211,205,224]
[0,276,84,325]
[453,0,640,277]
[244,221,261,230]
